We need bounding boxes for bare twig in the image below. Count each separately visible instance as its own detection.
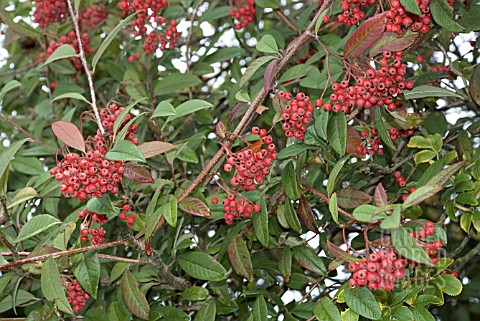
[0,240,125,270]
[66,0,105,134]
[98,253,146,264]
[0,231,19,261]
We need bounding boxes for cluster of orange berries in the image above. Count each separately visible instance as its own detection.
[66,279,90,312]
[386,0,433,35]
[277,91,314,141]
[394,170,417,201]
[213,194,261,224]
[33,0,67,28]
[118,204,136,227]
[79,5,108,29]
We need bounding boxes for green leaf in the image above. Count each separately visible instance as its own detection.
[430,0,465,32]
[151,101,177,119]
[341,308,359,321]
[106,140,146,163]
[0,8,41,38]
[113,98,146,134]
[145,184,163,241]
[239,56,276,88]
[414,150,438,164]
[164,198,178,227]
[121,271,150,320]
[314,297,341,321]
[400,0,422,15]
[326,155,350,197]
[353,205,384,222]
[72,251,100,299]
[252,295,268,321]
[52,92,90,104]
[92,12,137,71]
[41,45,77,67]
[235,90,251,102]
[0,80,22,98]
[294,247,328,276]
[279,246,292,282]
[343,287,381,320]
[380,205,401,229]
[253,198,269,247]
[255,0,281,8]
[178,252,228,281]
[41,257,74,315]
[329,193,339,224]
[228,235,253,281]
[315,109,330,140]
[391,227,434,266]
[411,306,436,321]
[284,199,302,232]
[14,215,61,243]
[403,85,464,100]
[327,112,347,156]
[256,34,279,54]
[149,306,189,321]
[402,184,443,208]
[374,108,396,151]
[277,144,316,160]
[86,194,116,215]
[434,274,463,296]
[0,138,30,185]
[203,47,245,64]
[181,286,209,301]
[193,298,216,321]
[165,100,213,123]
[7,187,37,209]
[153,72,202,96]
[199,6,231,23]
[391,306,414,321]
[282,161,302,200]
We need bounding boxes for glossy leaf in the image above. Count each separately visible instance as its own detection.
[239,55,276,88]
[123,163,154,184]
[106,140,146,163]
[256,34,279,54]
[294,246,328,276]
[402,184,443,208]
[391,226,434,266]
[7,187,37,209]
[86,195,116,215]
[343,286,381,320]
[166,100,213,123]
[344,12,387,58]
[252,295,268,321]
[404,85,464,100]
[336,188,372,209]
[0,80,22,98]
[469,64,480,105]
[375,108,396,151]
[178,251,228,281]
[228,235,253,281]
[52,92,90,104]
[369,31,419,57]
[51,121,85,153]
[193,298,216,321]
[253,198,269,247]
[179,197,211,217]
[138,141,176,158]
[41,257,74,314]
[327,241,362,262]
[282,161,302,200]
[15,215,61,243]
[41,44,76,67]
[327,112,347,156]
[400,0,422,15]
[314,297,341,321]
[329,193,339,224]
[379,204,402,229]
[430,0,465,32]
[279,246,292,282]
[72,251,100,299]
[151,101,177,118]
[434,274,463,296]
[327,155,350,197]
[121,271,150,320]
[298,195,319,232]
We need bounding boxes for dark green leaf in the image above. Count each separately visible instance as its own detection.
[313,297,341,321]
[41,257,74,314]
[121,271,150,320]
[106,140,146,163]
[391,227,434,266]
[282,161,302,200]
[343,287,381,320]
[327,112,347,156]
[72,251,100,299]
[178,252,228,281]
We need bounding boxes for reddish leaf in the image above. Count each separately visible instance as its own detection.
[344,12,388,59]
[263,59,277,93]
[123,163,154,184]
[326,241,362,262]
[179,197,211,217]
[374,183,389,207]
[228,235,254,281]
[336,188,372,209]
[138,141,176,158]
[369,31,419,58]
[345,126,363,158]
[370,237,393,247]
[121,271,150,320]
[298,195,319,232]
[51,121,85,153]
[328,259,344,272]
[228,102,247,127]
[216,121,227,139]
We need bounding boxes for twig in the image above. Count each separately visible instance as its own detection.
[120,232,190,290]
[453,242,480,270]
[66,0,105,134]
[274,10,299,33]
[0,61,40,78]
[306,185,355,220]
[98,253,146,264]
[0,113,57,152]
[0,240,125,270]
[177,0,332,204]
[0,231,19,261]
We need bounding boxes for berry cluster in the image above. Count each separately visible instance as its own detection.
[386,0,432,35]
[394,170,417,201]
[348,248,407,291]
[51,152,124,200]
[336,0,373,26]
[41,32,93,70]
[93,104,139,155]
[221,194,261,224]
[66,279,90,312]
[117,0,178,53]
[33,0,67,28]
[230,0,256,29]
[409,221,444,264]
[431,65,454,76]
[277,91,314,141]
[224,128,277,191]
[128,52,142,63]
[356,128,384,156]
[79,6,108,29]
[118,204,136,227]
[316,51,413,113]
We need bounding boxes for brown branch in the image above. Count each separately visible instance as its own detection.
[66,0,105,134]
[98,253,146,264]
[177,0,332,204]
[274,10,299,33]
[0,240,125,270]
[0,113,57,152]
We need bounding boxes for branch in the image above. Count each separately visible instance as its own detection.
[0,240,125,270]
[66,0,105,135]
[120,232,190,290]
[0,231,19,261]
[0,113,57,152]
[177,0,332,204]
[306,185,355,220]
[453,242,480,271]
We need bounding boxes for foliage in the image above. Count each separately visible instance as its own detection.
[0,0,479,320]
